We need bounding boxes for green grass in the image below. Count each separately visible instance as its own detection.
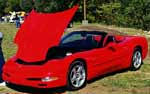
[99,71,149,88]
[0,23,150,94]
[0,23,17,60]
[0,88,5,91]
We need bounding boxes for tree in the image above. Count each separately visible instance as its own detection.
[1,0,150,30]
[0,0,6,17]
[85,0,150,30]
[119,0,150,30]
[86,0,120,23]
[34,0,78,13]
[20,0,33,12]
[4,0,21,13]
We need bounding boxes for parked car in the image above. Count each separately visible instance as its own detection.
[2,6,148,91]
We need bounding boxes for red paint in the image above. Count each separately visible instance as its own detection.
[2,6,148,89]
[93,36,102,43]
[15,6,78,62]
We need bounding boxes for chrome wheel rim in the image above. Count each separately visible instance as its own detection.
[70,64,86,88]
[133,51,142,69]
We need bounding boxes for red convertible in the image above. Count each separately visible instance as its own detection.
[2,6,148,90]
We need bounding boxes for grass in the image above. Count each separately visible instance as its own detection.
[0,23,17,60]
[0,23,150,94]
[0,88,5,91]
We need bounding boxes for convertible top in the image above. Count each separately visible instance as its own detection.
[15,6,78,62]
[71,25,127,36]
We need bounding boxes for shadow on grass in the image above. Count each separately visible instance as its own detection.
[88,68,130,84]
[6,83,67,93]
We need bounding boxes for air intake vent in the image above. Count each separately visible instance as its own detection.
[26,78,41,81]
[16,59,46,65]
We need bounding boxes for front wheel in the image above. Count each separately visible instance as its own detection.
[67,61,87,91]
[130,48,143,71]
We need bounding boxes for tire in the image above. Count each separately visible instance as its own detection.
[67,61,87,91]
[130,48,143,71]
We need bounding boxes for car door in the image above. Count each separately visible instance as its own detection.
[87,35,127,78]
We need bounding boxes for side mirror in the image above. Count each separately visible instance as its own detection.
[115,35,124,42]
[107,42,117,51]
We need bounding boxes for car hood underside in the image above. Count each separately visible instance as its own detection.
[14,6,78,62]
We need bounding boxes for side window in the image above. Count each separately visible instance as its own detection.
[85,34,102,48]
[104,35,115,47]
[61,34,83,44]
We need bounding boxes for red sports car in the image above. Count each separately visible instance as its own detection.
[2,6,148,91]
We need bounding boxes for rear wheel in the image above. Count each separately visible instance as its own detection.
[130,48,142,71]
[67,61,87,91]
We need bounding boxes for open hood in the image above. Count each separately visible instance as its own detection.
[15,6,78,62]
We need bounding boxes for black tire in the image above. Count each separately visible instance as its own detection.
[130,48,143,71]
[67,61,87,91]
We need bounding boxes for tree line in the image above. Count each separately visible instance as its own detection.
[0,0,150,30]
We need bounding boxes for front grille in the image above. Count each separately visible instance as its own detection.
[26,78,41,81]
[16,59,46,65]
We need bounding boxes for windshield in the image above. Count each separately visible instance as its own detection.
[60,31,107,50]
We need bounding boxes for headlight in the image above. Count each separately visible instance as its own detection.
[41,76,58,82]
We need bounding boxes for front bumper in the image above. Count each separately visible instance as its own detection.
[2,58,67,88]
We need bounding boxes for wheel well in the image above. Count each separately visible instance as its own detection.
[72,58,87,72]
[135,45,142,53]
